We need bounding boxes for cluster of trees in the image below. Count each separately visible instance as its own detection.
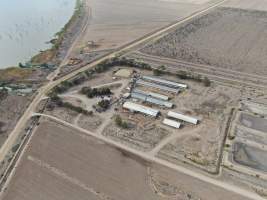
[80,87,111,98]
[90,57,152,74]
[49,94,92,115]
[153,65,166,76]
[52,57,152,96]
[110,57,152,70]
[97,99,110,110]
[115,115,129,129]
[176,70,211,87]
[53,74,87,94]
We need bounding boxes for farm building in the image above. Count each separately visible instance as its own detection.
[123,102,159,117]
[163,118,181,129]
[134,89,169,101]
[167,111,198,125]
[142,76,187,89]
[136,79,180,94]
[131,91,173,108]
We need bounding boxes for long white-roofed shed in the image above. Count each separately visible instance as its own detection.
[142,76,187,89]
[133,89,169,101]
[167,111,198,125]
[148,91,169,101]
[131,92,173,108]
[136,80,180,94]
[123,102,159,117]
[163,118,181,129]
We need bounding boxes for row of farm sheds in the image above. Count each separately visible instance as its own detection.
[123,102,199,128]
[131,75,187,108]
[136,75,187,94]
[122,75,199,129]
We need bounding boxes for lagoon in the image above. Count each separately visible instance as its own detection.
[0,0,76,69]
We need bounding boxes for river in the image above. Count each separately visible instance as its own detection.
[0,0,76,69]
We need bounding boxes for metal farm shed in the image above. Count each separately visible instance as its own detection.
[163,118,181,129]
[142,76,187,89]
[167,111,198,125]
[123,102,160,117]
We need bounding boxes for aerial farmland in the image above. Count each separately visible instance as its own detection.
[0,0,267,199]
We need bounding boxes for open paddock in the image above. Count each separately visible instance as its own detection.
[0,120,254,200]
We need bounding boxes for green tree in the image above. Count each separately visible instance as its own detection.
[176,70,188,79]
[115,115,123,126]
[203,77,211,87]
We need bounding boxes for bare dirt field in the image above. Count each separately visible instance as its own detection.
[102,114,171,151]
[222,0,267,11]
[74,0,217,53]
[0,95,32,147]
[0,120,253,200]
[44,106,80,124]
[141,7,267,76]
[77,114,103,131]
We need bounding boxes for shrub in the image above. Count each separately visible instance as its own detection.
[115,115,123,126]
[176,70,188,79]
[80,87,111,98]
[115,115,129,129]
[153,69,160,76]
[98,100,110,110]
[203,77,211,87]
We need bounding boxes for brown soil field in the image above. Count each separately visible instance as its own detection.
[1,120,252,200]
[141,7,267,76]
[222,0,267,11]
[0,95,31,147]
[74,0,216,52]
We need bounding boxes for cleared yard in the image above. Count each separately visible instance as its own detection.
[141,7,267,76]
[1,120,253,200]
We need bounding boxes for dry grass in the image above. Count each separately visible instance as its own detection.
[30,49,55,65]
[0,67,33,82]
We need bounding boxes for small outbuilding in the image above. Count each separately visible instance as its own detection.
[163,118,181,129]
[167,111,198,125]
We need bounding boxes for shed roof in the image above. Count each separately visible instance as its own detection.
[142,76,187,89]
[133,89,169,101]
[136,80,179,94]
[123,102,159,117]
[131,92,173,108]
[168,111,198,125]
[163,118,181,129]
